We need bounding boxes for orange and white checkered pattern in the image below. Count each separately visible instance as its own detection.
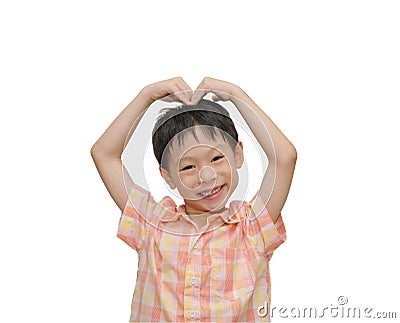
[117,183,286,322]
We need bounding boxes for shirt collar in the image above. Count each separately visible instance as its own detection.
[158,197,247,224]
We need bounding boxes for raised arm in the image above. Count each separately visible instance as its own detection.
[90,77,192,212]
[191,77,297,223]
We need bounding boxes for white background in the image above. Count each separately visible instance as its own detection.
[1,1,399,322]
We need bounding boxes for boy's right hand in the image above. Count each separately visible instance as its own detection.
[142,77,193,106]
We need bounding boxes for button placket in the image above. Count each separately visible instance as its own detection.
[184,235,202,321]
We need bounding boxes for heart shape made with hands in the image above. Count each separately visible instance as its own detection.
[157,77,235,107]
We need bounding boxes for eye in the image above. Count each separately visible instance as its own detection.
[212,155,225,162]
[180,165,195,171]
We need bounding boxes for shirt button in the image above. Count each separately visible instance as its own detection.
[193,242,199,249]
[190,277,199,286]
[189,310,197,319]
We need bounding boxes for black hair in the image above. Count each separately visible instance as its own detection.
[152,99,239,170]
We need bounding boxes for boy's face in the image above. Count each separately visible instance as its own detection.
[160,126,244,216]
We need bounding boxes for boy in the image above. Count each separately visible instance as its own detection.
[91,77,297,322]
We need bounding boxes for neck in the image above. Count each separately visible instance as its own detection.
[184,204,228,217]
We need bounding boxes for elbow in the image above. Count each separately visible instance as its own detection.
[90,144,97,156]
[90,147,98,162]
[277,144,297,164]
[90,144,121,162]
[289,144,297,161]
[90,144,102,159]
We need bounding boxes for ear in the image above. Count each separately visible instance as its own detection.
[234,141,244,168]
[159,166,177,189]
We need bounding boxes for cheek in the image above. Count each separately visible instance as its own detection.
[227,170,239,192]
[220,160,239,188]
[217,159,234,177]
[178,172,198,187]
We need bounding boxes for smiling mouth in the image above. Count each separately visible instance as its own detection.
[198,184,225,199]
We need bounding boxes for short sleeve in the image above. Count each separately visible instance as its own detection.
[244,192,287,260]
[117,183,156,251]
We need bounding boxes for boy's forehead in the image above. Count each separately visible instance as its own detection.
[167,128,230,158]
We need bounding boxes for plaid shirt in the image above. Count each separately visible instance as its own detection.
[117,183,286,322]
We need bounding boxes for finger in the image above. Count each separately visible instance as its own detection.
[191,88,210,105]
[191,77,215,104]
[213,91,231,101]
[158,83,181,103]
[175,79,193,105]
[177,78,193,95]
[175,90,192,105]
[181,88,194,106]
[159,77,190,104]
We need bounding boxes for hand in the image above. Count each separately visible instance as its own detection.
[142,76,193,105]
[190,77,240,105]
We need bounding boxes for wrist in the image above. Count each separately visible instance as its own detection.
[229,85,247,103]
[138,86,157,106]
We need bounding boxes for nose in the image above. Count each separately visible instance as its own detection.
[199,166,216,184]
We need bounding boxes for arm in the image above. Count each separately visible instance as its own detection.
[90,77,193,212]
[191,77,297,223]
